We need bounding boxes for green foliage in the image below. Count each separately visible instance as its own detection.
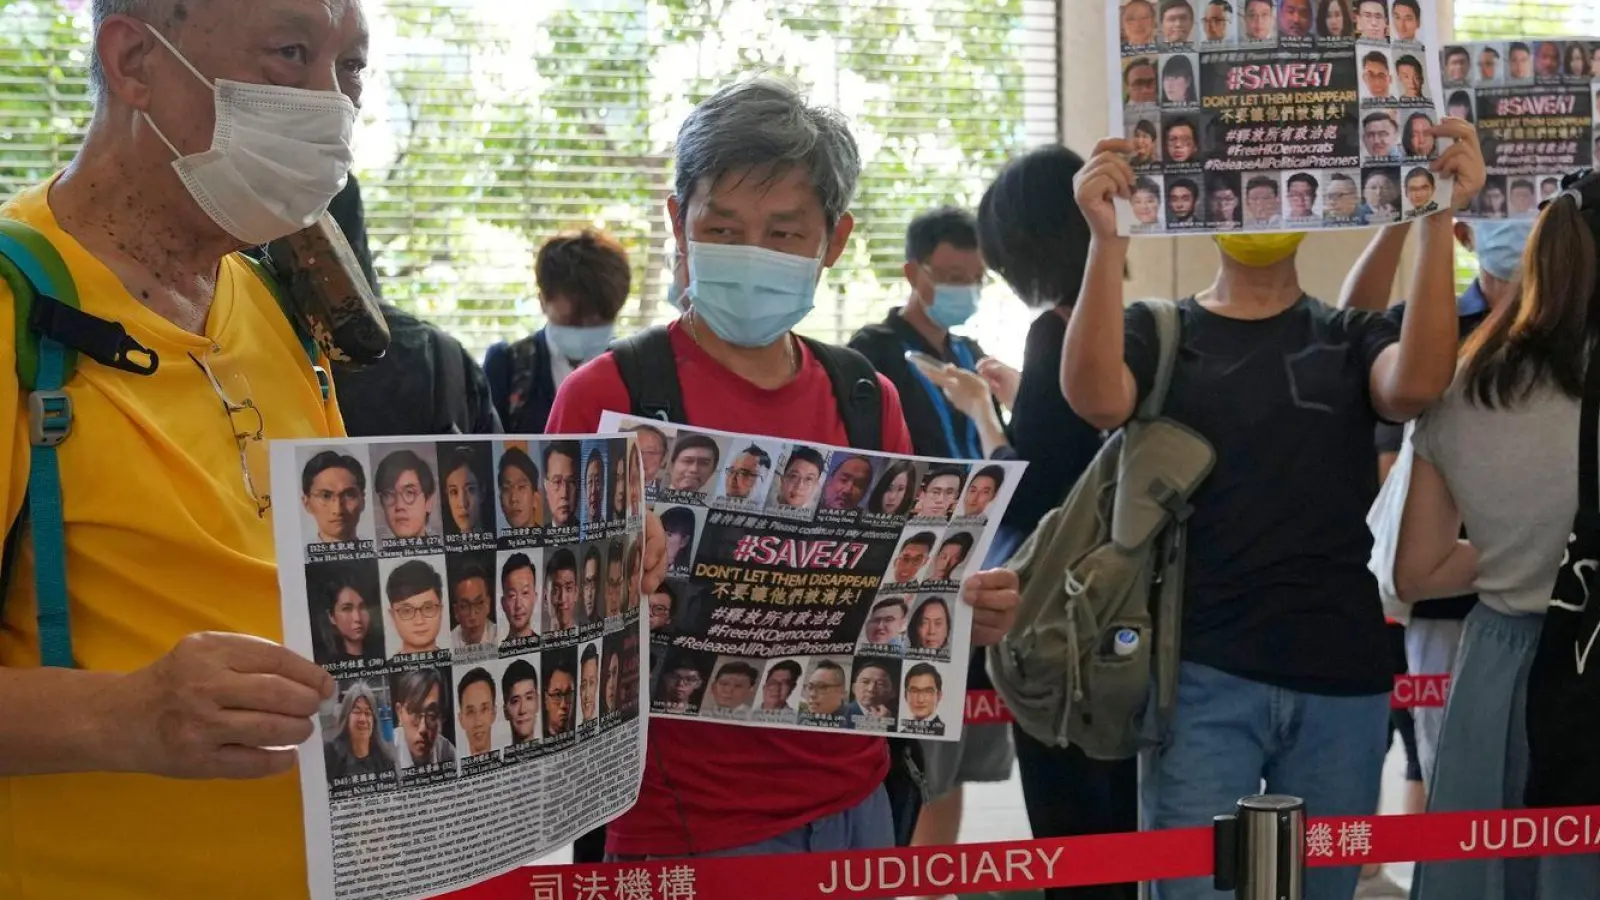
[0,0,1050,354]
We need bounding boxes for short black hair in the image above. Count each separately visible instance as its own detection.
[811,659,846,680]
[1168,177,1199,197]
[906,662,943,691]
[670,434,720,466]
[547,548,578,581]
[375,449,436,496]
[1396,55,1422,76]
[581,644,599,667]
[1445,46,1469,63]
[939,531,976,557]
[386,560,443,605]
[302,450,366,495]
[976,146,1092,307]
[768,660,803,684]
[502,659,538,698]
[1510,42,1530,56]
[442,445,479,482]
[871,597,909,616]
[1363,111,1397,129]
[1392,0,1418,16]
[498,447,538,486]
[905,206,979,265]
[1480,46,1500,59]
[716,661,760,683]
[905,531,938,551]
[922,464,966,488]
[733,444,772,470]
[1123,57,1156,81]
[971,465,1006,489]
[1133,176,1161,199]
[1287,172,1318,192]
[785,446,827,475]
[1510,178,1535,193]
[501,552,535,586]
[393,668,444,713]
[1406,167,1435,188]
[451,559,491,596]
[583,544,601,569]
[1362,50,1388,69]
[457,667,495,704]
[1246,175,1279,196]
[543,441,581,474]
[660,506,697,535]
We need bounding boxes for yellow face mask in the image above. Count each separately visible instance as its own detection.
[1213,232,1308,268]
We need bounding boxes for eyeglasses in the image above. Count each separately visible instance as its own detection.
[906,687,941,700]
[393,601,442,621]
[545,688,575,704]
[380,485,425,507]
[546,476,578,492]
[725,466,762,484]
[403,707,441,727]
[190,346,269,517]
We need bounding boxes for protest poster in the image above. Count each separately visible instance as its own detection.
[1439,38,1599,219]
[1107,0,1454,235]
[272,435,648,900]
[600,412,1028,743]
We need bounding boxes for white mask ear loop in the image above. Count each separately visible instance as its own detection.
[139,23,215,159]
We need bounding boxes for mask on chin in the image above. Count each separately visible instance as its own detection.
[1213,232,1308,268]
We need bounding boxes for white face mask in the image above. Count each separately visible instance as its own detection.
[142,25,357,245]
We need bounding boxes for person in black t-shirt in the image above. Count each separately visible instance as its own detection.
[1065,127,1483,900]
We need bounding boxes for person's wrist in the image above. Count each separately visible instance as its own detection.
[95,668,160,775]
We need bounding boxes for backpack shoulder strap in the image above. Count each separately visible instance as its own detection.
[799,337,883,451]
[610,325,684,423]
[432,328,468,435]
[1133,299,1182,421]
[0,219,83,668]
[238,254,331,403]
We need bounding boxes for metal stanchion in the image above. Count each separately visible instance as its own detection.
[1212,794,1306,900]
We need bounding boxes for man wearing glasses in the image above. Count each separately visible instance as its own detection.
[603,539,627,618]
[799,660,849,721]
[448,559,498,651]
[392,668,457,771]
[387,561,445,657]
[301,450,369,546]
[776,447,827,510]
[543,441,582,529]
[721,444,771,502]
[903,665,945,728]
[544,653,578,737]
[375,448,440,541]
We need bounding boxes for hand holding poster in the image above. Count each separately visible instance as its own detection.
[1440,38,1599,219]
[602,412,1027,742]
[272,435,648,900]
[1109,0,1454,235]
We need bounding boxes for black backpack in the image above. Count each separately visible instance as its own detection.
[609,325,883,449]
[609,325,925,844]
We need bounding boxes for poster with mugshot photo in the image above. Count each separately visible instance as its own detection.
[602,412,1025,743]
[1109,0,1454,235]
[1443,38,1599,220]
[271,434,647,900]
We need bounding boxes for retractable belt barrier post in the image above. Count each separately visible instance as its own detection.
[1213,796,1306,900]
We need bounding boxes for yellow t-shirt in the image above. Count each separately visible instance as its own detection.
[0,180,345,899]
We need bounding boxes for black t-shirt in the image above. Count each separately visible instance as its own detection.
[1125,296,1399,696]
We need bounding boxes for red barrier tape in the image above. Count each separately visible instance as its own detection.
[962,675,1451,726]
[436,804,1600,900]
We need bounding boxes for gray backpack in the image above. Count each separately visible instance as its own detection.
[987,300,1215,761]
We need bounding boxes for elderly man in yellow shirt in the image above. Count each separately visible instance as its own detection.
[0,0,367,897]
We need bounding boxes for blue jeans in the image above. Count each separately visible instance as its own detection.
[607,786,895,860]
[1141,663,1389,900]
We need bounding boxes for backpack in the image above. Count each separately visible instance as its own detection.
[0,218,326,669]
[987,300,1215,761]
[609,325,883,449]
[607,325,931,843]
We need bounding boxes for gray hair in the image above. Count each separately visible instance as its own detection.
[89,0,178,102]
[327,680,394,756]
[674,77,861,229]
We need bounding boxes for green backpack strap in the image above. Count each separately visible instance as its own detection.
[0,219,87,668]
[239,254,331,403]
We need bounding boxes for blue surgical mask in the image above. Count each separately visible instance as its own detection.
[927,283,980,329]
[686,241,822,348]
[665,280,686,312]
[545,323,615,363]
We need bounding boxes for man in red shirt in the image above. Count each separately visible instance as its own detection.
[547,76,1020,859]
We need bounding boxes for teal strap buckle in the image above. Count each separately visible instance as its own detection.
[27,390,71,447]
